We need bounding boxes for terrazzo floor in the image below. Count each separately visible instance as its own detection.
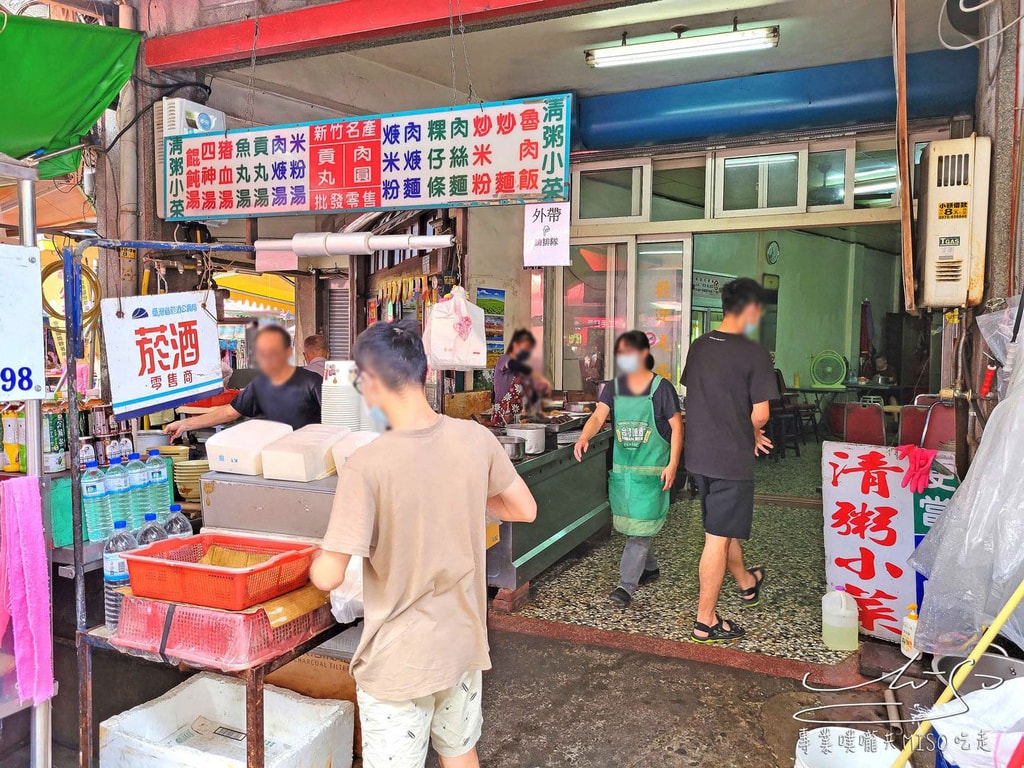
[520,442,846,666]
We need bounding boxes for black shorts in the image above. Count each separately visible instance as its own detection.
[693,474,755,539]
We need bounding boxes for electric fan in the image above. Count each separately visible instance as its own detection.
[810,350,848,389]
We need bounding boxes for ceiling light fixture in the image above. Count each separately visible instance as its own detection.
[585,17,780,69]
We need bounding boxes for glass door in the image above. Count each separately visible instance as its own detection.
[560,242,630,395]
[557,236,693,393]
[636,238,692,387]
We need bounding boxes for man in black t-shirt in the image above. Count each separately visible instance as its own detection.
[164,325,322,440]
[680,278,779,643]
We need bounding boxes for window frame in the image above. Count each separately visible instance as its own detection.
[806,140,856,212]
[571,158,652,225]
[712,144,809,218]
[649,155,710,222]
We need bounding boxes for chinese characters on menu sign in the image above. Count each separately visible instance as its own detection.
[100,292,223,419]
[523,202,570,267]
[822,442,958,641]
[163,95,572,220]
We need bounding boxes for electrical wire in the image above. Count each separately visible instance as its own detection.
[938,0,1024,50]
[103,81,212,153]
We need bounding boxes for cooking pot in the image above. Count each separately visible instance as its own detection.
[496,435,526,461]
[932,651,1024,696]
[504,423,547,455]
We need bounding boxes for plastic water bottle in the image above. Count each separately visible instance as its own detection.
[145,449,171,522]
[125,453,150,530]
[136,512,169,547]
[163,504,193,539]
[103,519,138,632]
[82,461,113,541]
[104,457,131,527]
[822,585,860,651]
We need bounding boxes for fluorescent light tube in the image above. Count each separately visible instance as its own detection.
[585,26,779,68]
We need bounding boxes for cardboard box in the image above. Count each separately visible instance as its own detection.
[266,653,361,756]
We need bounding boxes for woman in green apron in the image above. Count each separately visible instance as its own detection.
[574,331,683,607]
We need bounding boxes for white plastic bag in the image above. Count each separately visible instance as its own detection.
[422,286,486,371]
[329,556,364,624]
[928,678,1024,768]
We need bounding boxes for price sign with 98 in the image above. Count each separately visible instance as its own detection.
[0,367,35,393]
[0,244,45,402]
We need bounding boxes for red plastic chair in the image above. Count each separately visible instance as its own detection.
[898,405,929,447]
[843,402,886,446]
[922,402,956,450]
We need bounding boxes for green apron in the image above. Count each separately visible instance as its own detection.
[609,375,671,537]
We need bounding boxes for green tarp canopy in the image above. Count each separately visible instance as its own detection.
[0,15,140,179]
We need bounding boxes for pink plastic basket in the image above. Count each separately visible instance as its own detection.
[110,589,335,671]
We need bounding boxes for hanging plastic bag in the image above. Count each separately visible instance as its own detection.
[928,678,1024,768]
[422,286,486,371]
[329,556,364,624]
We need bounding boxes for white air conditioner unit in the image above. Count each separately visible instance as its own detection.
[916,134,991,309]
[154,97,226,220]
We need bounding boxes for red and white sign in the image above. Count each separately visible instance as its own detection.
[822,441,957,642]
[163,95,571,220]
[100,291,223,418]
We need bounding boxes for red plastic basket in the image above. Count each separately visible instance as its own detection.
[110,588,335,671]
[121,534,317,611]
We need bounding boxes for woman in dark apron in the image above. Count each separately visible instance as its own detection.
[574,331,683,607]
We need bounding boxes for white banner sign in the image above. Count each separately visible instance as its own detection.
[101,291,223,418]
[822,441,958,642]
[0,244,45,401]
[523,202,570,267]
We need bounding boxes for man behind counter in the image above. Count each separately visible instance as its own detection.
[163,325,322,440]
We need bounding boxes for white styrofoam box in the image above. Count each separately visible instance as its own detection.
[330,431,381,470]
[205,420,293,476]
[261,424,351,482]
[100,673,353,768]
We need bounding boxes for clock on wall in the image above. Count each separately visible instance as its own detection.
[766,240,781,265]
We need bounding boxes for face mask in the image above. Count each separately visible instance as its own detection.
[367,405,390,431]
[515,350,530,362]
[744,322,758,337]
[616,354,641,374]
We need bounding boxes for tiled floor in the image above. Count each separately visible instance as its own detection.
[520,442,847,665]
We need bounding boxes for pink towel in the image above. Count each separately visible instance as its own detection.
[0,477,54,705]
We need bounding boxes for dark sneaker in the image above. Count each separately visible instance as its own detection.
[639,568,661,587]
[608,587,632,607]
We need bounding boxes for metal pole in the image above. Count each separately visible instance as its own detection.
[18,177,52,768]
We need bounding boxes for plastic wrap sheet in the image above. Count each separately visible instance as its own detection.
[909,346,1024,654]
[976,295,1021,399]
[329,557,364,625]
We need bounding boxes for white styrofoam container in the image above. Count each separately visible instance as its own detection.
[330,431,381,470]
[99,673,353,768]
[261,424,351,482]
[205,421,293,476]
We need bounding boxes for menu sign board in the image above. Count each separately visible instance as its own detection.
[163,94,572,221]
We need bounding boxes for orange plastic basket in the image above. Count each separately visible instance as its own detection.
[121,534,317,611]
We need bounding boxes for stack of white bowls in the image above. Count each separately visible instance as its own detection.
[321,361,365,431]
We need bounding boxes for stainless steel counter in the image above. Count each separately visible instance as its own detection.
[200,471,338,539]
[486,429,612,590]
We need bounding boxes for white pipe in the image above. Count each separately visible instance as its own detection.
[288,232,454,257]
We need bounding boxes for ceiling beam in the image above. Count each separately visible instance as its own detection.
[144,0,640,71]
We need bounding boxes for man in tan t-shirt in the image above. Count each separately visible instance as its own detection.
[311,319,537,768]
